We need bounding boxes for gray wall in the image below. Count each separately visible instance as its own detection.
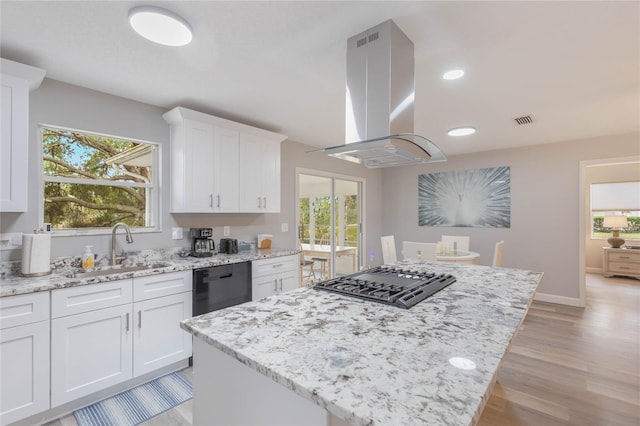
[3,77,638,304]
[380,132,640,302]
[0,78,382,265]
[1,79,182,260]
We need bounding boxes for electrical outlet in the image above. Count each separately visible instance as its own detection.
[223,226,230,236]
[0,233,23,251]
[281,223,288,232]
[171,227,183,240]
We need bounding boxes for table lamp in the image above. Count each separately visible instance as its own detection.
[603,216,628,248]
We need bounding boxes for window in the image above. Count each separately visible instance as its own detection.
[590,181,640,239]
[41,125,159,232]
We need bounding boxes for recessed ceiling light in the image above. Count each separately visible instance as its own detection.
[129,6,192,47]
[443,69,465,80]
[448,127,476,137]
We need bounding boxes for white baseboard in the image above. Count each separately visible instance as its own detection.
[534,292,584,307]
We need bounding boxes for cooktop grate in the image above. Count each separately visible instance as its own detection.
[314,266,456,309]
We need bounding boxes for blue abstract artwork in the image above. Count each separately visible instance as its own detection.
[418,166,511,228]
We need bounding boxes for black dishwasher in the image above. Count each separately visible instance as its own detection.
[193,262,251,315]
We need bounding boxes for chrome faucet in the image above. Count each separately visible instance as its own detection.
[111,222,133,265]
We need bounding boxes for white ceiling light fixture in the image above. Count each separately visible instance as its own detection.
[129,6,192,47]
[443,69,464,80]
[448,127,476,137]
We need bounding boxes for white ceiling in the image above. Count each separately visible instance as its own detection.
[1,1,638,157]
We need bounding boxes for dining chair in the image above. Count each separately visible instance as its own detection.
[299,243,316,285]
[441,235,470,252]
[492,240,504,267]
[380,235,397,264]
[402,241,437,261]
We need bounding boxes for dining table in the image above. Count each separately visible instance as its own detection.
[300,243,358,278]
[436,250,480,264]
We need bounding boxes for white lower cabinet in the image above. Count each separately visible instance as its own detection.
[252,255,300,301]
[51,279,134,407]
[50,271,193,408]
[0,292,50,426]
[51,304,133,406]
[133,291,192,377]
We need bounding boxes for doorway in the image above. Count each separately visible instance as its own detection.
[296,169,363,282]
[579,155,640,306]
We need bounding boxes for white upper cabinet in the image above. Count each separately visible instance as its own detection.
[0,59,45,212]
[239,133,281,213]
[163,106,286,213]
[213,126,239,212]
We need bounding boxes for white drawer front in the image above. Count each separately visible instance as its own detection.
[609,262,640,273]
[252,255,298,278]
[133,271,192,302]
[52,279,133,318]
[0,292,49,329]
[609,252,640,263]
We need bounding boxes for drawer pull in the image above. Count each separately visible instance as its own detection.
[271,263,284,268]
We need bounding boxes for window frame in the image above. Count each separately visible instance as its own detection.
[38,124,162,236]
[589,180,639,240]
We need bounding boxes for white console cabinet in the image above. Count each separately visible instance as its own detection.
[0,58,45,212]
[163,106,286,213]
[252,255,300,300]
[0,292,50,426]
[603,247,640,279]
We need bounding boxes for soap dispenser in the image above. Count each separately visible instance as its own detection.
[82,245,95,269]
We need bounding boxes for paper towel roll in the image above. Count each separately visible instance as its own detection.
[21,233,51,276]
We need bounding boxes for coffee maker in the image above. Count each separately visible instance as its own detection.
[190,228,214,257]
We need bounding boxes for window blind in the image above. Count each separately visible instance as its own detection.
[591,181,640,211]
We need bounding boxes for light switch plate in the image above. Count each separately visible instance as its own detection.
[171,228,183,240]
[281,223,288,232]
[223,226,230,236]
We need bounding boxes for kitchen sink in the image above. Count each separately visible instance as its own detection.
[65,262,172,279]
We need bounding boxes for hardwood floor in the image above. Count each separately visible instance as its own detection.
[49,274,638,426]
[478,274,640,426]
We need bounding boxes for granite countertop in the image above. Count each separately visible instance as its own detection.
[181,260,543,426]
[0,247,298,298]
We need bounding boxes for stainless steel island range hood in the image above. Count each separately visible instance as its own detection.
[319,20,447,168]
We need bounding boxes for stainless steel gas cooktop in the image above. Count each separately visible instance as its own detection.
[314,266,456,309]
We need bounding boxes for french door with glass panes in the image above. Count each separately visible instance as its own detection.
[297,170,362,282]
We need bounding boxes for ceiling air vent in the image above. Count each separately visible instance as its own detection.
[514,115,534,125]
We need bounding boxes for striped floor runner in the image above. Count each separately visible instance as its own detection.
[73,372,192,426]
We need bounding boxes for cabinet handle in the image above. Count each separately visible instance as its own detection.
[258,197,262,208]
[263,197,267,209]
[619,256,630,259]
[209,194,213,208]
[217,194,221,208]
[279,278,283,291]
[274,279,278,291]
[272,263,283,268]
[619,266,630,270]
[139,310,142,328]
[126,312,130,332]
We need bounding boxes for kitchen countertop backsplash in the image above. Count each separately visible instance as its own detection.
[0,247,298,298]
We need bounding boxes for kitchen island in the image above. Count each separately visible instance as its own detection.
[181,261,542,425]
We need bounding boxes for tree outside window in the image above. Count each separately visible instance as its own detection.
[42,126,158,230]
